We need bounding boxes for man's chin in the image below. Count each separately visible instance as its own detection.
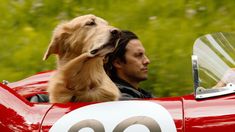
[138,76,148,81]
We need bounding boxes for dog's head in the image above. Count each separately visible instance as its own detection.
[43,14,120,61]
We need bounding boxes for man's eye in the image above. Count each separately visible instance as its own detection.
[85,21,96,26]
[135,53,143,57]
[139,53,144,56]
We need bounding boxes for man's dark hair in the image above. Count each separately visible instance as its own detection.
[104,30,138,81]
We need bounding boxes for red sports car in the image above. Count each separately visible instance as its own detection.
[1,32,235,132]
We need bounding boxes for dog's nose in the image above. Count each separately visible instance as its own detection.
[110,28,120,37]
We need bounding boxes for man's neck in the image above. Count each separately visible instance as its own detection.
[117,76,139,89]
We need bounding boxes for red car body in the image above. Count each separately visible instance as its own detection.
[1,71,235,132]
[1,32,235,132]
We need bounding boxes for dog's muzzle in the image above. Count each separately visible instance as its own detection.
[90,29,120,55]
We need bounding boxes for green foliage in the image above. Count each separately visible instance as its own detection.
[1,0,235,97]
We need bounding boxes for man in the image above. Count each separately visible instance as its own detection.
[104,30,153,100]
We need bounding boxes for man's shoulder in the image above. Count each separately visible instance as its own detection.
[115,82,153,99]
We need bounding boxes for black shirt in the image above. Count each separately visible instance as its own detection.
[113,77,154,100]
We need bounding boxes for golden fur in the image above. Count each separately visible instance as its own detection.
[44,14,120,103]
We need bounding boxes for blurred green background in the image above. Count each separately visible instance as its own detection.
[1,0,235,97]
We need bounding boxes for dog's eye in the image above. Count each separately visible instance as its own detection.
[85,21,96,26]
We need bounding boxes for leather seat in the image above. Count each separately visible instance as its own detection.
[30,94,49,103]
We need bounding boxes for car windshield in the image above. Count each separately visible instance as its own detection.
[193,32,235,90]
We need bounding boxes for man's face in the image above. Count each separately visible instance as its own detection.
[119,39,150,83]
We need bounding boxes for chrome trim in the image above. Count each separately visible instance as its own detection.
[192,55,199,97]
[196,83,235,99]
[2,80,9,85]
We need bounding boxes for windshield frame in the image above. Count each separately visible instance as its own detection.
[192,32,235,99]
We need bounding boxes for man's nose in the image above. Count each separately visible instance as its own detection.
[143,55,150,65]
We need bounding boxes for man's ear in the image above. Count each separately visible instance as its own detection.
[43,23,71,60]
[112,58,123,69]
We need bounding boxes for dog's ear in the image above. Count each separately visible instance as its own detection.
[43,24,71,60]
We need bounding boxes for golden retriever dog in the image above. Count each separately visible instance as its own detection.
[43,14,120,103]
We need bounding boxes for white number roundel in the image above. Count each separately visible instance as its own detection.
[50,101,176,132]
